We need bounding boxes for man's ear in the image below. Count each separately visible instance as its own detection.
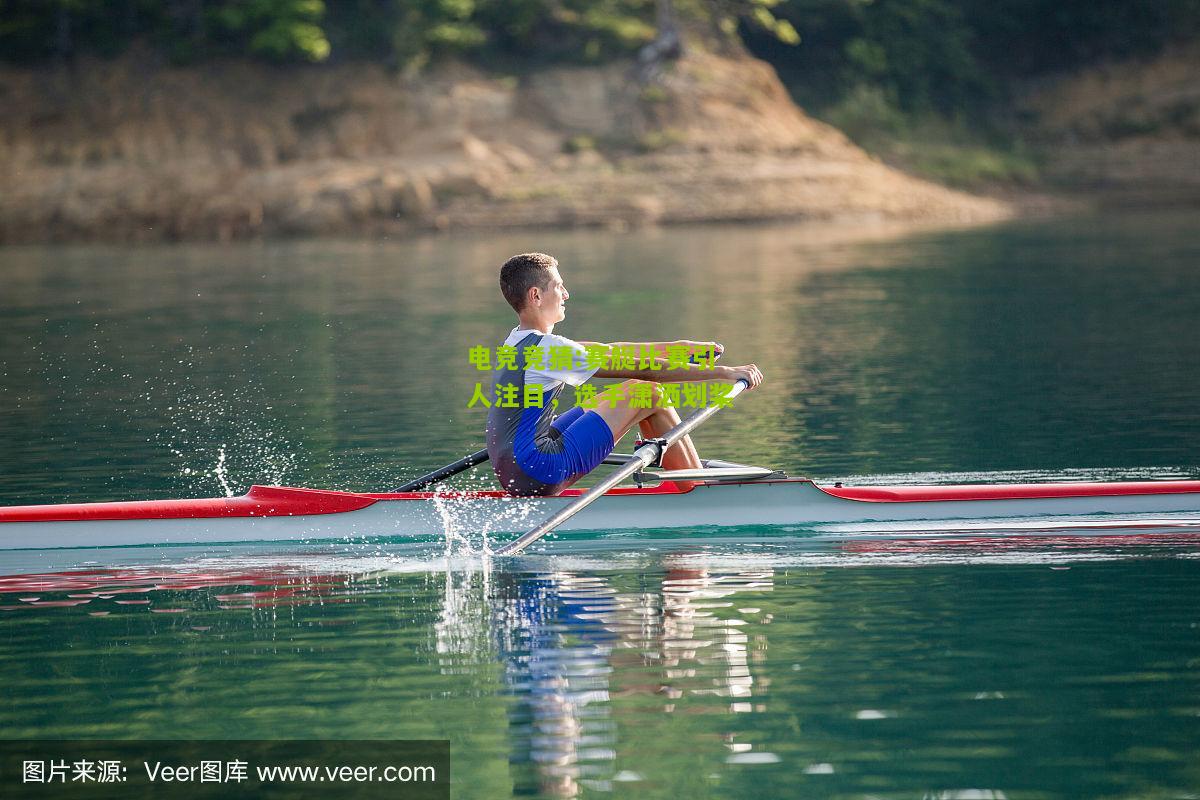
[527,286,541,307]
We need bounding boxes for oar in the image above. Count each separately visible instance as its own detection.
[396,449,646,492]
[394,449,490,492]
[495,378,751,556]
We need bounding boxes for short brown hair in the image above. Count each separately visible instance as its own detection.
[500,252,558,312]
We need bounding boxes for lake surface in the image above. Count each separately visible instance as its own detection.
[2,211,1200,798]
[3,211,1200,501]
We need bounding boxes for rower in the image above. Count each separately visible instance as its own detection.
[485,252,763,497]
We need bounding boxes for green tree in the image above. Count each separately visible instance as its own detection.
[211,0,330,61]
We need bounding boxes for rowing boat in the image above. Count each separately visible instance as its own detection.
[3,474,1200,551]
[5,381,1200,551]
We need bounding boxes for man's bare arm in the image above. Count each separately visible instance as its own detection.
[577,340,723,362]
[593,364,763,390]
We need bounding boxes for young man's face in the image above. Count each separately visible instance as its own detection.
[534,266,570,322]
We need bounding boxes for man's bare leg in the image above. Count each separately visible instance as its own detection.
[590,381,702,483]
[636,408,701,472]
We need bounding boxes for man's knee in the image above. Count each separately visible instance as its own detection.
[621,378,663,395]
[618,379,663,407]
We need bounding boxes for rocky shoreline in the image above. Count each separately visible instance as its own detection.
[0,49,1011,244]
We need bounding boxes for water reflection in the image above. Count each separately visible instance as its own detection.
[479,563,775,797]
[2,545,1200,798]
[0,565,348,610]
[494,573,615,797]
[421,557,780,796]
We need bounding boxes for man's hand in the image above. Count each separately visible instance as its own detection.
[678,340,724,357]
[720,364,764,390]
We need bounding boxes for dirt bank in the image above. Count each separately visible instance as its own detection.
[1020,44,1200,203]
[0,49,1011,243]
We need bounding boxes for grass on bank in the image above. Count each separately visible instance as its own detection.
[820,85,1040,189]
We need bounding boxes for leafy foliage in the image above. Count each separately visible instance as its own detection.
[212,0,330,61]
[0,0,812,68]
[1,0,1196,110]
[744,0,1200,115]
[0,0,660,67]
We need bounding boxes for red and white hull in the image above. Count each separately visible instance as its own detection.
[3,479,1200,551]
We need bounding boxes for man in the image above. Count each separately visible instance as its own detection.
[486,252,763,497]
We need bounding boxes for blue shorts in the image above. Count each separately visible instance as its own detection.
[512,406,615,491]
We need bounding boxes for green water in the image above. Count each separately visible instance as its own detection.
[2,551,1199,798]
[3,211,1199,502]
[2,211,1200,798]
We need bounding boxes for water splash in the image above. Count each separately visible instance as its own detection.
[213,445,232,497]
[423,473,548,559]
[430,488,477,556]
[159,387,298,496]
[433,557,494,660]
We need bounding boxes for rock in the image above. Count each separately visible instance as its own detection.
[398,177,435,218]
[624,194,664,225]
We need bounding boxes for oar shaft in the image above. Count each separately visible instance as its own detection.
[496,464,645,555]
[394,448,489,492]
[495,379,749,555]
